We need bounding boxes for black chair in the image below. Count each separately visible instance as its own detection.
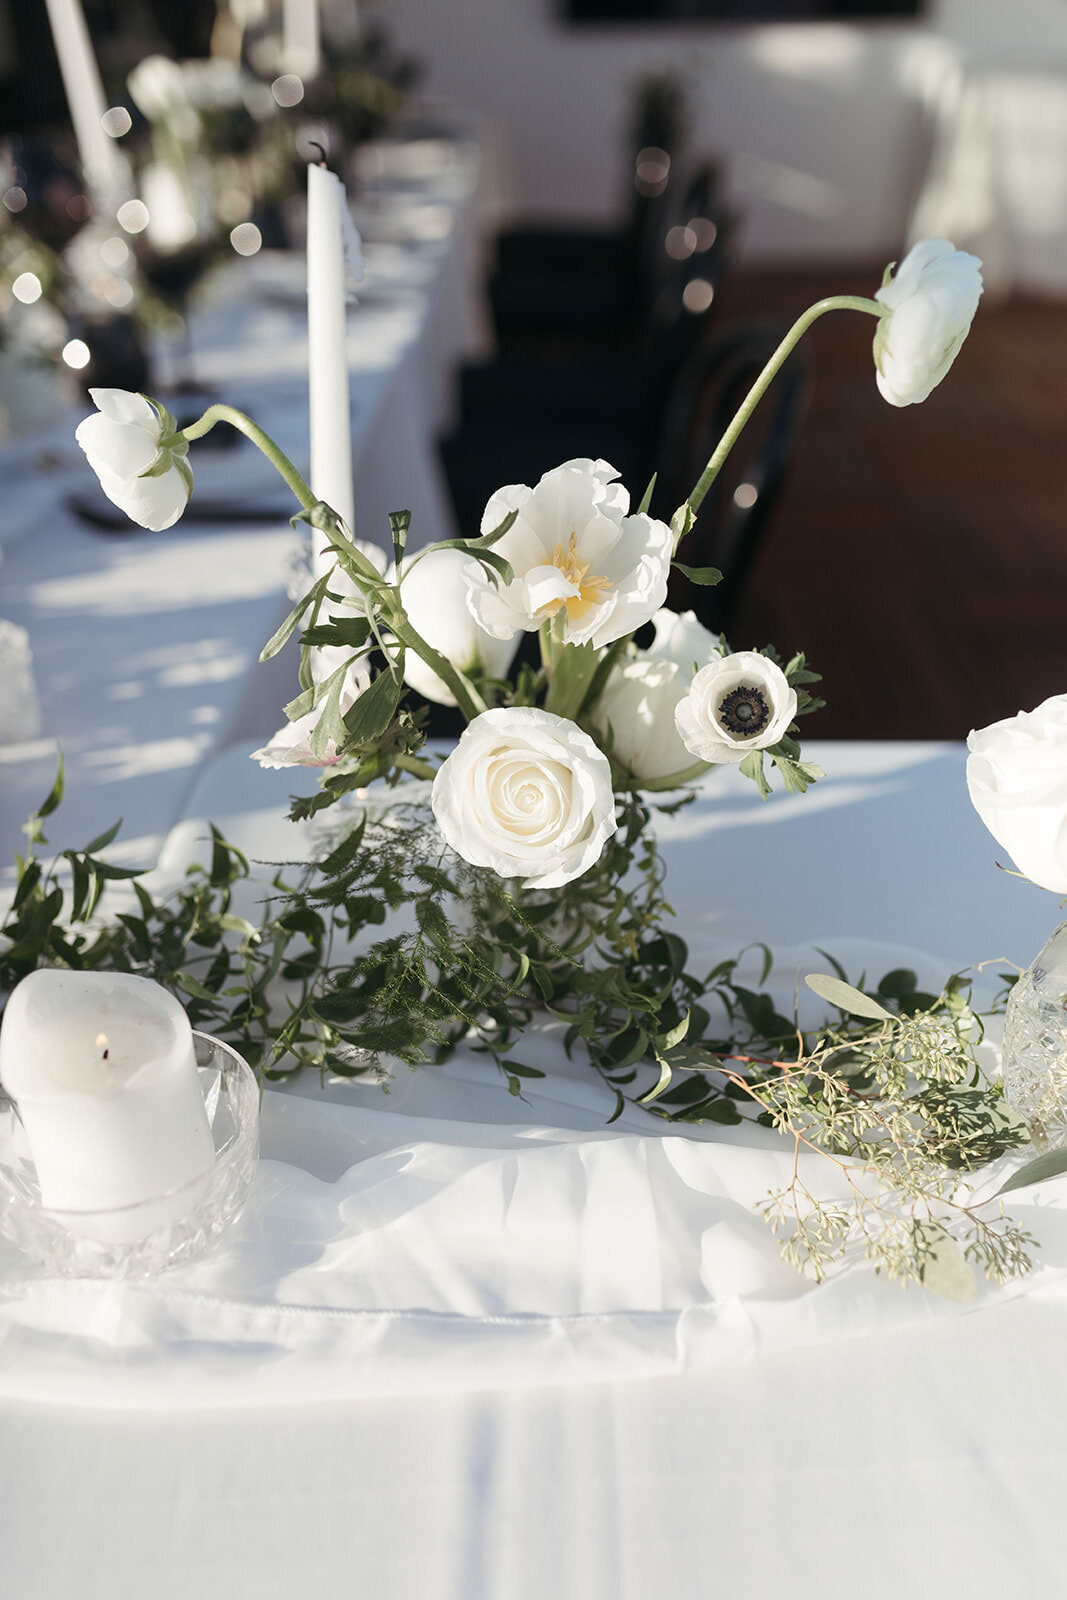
[486,73,687,353]
[438,164,736,536]
[653,320,811,636]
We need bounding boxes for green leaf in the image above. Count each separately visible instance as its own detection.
[804,974,894,1022]
[300,617,372,650]
[638,1054,673,1104]
[344,667,404,744]
[672,563,723,587]
[636,472,657,516]
[389,509,412,566]
[499,1059,546,1080]
[996,1147,1067,1197]
[739,749,770,800]
[37,752,65,819]
[259,572,331,662]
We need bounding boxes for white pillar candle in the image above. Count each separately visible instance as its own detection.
[306,160,355,542]
[42,0,128,211]
[0,971,215,1240]
[283,0,321,81]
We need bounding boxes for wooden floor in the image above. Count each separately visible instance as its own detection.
[714,264,1067,740]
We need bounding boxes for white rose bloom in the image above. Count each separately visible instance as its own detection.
[465,459,673,650]
[675,651,797,765]
[645,607,721,673]
[594,657,696,784]
[431,706,617,889]
[966,695,1067,893]
[252,659,372,769]
[398,547,519,706]
[873,238,983,408]
[75,388,192,532]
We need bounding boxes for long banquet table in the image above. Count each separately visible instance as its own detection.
[0,133,489,872]
[4,735,1067,1599]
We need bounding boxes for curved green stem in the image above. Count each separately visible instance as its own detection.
[388,610,488,723]
[180,403,317,511]
[677,295,885,540]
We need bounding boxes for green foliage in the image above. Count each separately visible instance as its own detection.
[0,774,1040,1295]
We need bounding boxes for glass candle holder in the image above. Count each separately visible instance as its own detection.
[0,1032,259,1278]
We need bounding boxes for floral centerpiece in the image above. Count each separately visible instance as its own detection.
[10,236,1056,1293]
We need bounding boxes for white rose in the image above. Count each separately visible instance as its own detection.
[675,651,797,765]
[464,458,673,650]
[966,695,1067,893]
[431,706,617,889]
[645,607,721,673]
[593,657,697,784]
[75,389,193,532]
[398,547,519,706]
[873,238,983,408]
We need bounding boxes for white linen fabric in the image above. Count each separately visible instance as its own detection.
[5,1040,1067,1411]
[2,741,1065,1410]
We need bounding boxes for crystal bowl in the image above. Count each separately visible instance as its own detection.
[0,1031,259,1278]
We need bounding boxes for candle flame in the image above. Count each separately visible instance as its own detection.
[96,1032,110,1062]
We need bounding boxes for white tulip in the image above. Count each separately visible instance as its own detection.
[431,707,617,889]
[398,547,519,706]
[645,607,721,673]
[967,695,1067,893]
[873,239,983,408]
[465,459,673,650]
[593,657,696,784]
[675,651,797,765]
[75,389,192,532]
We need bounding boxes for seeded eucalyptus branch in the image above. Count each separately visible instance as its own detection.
[0,768,1040,1294]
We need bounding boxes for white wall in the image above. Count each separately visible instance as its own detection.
[376,0,1067,262]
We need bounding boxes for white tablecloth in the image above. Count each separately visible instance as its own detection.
[3,740,1067,1597]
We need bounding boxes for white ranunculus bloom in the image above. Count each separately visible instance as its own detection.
[431,706,617,889]
[645,607,721,674]
[594,658,696,784]
[128,54,188,120]
[398,547,519,706]
[75,389,193,532]
[252,660,372,769]
[873,238,983,408]
[675,651,797,765]
[465,459,673,650]
[966,695,1067,893]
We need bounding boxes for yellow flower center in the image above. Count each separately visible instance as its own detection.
[544,532,612,624]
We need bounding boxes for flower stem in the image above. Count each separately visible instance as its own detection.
[544,641,599,720]
[676,294,885,542]
[388,610,488,723]
[180,403,317,511]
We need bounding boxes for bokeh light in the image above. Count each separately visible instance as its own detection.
[271,74,304,108]
[230,221,263,256]
[116,199,150,234]
[61,339,91,370]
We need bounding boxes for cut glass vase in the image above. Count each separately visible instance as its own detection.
[1002,920,1067,1149]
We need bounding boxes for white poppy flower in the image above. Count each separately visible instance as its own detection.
[431,706,617,889]
[398,547,519,706]
[75,388,192,532]
[593,657,696,784]
[252,659,372,769]
[464,459,673,650]
[674,651,797,765]
[967,695,1067,893]
[873,239,983,408]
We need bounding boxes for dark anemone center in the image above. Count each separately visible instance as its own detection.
[717,684,770,737]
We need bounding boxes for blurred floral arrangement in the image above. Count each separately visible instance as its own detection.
[9,236,1061,1293]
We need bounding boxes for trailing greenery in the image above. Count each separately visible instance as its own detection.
[0,761,1040,1296]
